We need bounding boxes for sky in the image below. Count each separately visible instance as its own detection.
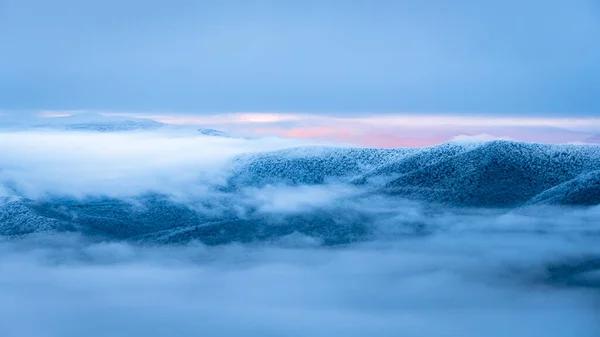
[1,0,599,117]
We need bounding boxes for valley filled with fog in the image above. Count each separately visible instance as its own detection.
[0,119,599,337]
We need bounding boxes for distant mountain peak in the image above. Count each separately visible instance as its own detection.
[585,135,600,144]
[198,128,234,138]
[0,112,166,132]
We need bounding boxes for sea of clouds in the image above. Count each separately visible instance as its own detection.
[0,129,599,337]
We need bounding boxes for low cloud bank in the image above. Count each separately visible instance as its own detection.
[0,131,331,198]
[1,129,599,336]
[1,205,599,337]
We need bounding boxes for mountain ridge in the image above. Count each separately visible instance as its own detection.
[1,140,599,245]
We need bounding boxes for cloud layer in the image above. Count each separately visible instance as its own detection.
[105,112,600,146]
[1,205,599,337]
[0,130,331,198]
[1,127,599,336]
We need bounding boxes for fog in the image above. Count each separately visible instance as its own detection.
[0,130,332,198]
[1,130,599,337]
[1,211,599,337]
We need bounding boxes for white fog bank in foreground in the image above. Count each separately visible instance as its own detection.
[1,205,599,337]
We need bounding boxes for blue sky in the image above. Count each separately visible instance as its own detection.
[1,0,599,116]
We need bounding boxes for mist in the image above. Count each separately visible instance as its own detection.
[0,130,334,198]
[1,207,599,337]
[1,129,599,337]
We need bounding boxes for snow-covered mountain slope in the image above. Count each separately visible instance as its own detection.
[131,211,371,246]
[0,197,75,236]
[227,141,600,207]
[353,142,482,184]
[227,146,413,187]
[380,141,600,207]
[1,194,374,245]
[25,194,210,239]
[527,170,600,206]
[2,140,600,245]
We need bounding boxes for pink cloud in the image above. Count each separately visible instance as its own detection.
[242,123,596,147]
[72,111,600,147]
